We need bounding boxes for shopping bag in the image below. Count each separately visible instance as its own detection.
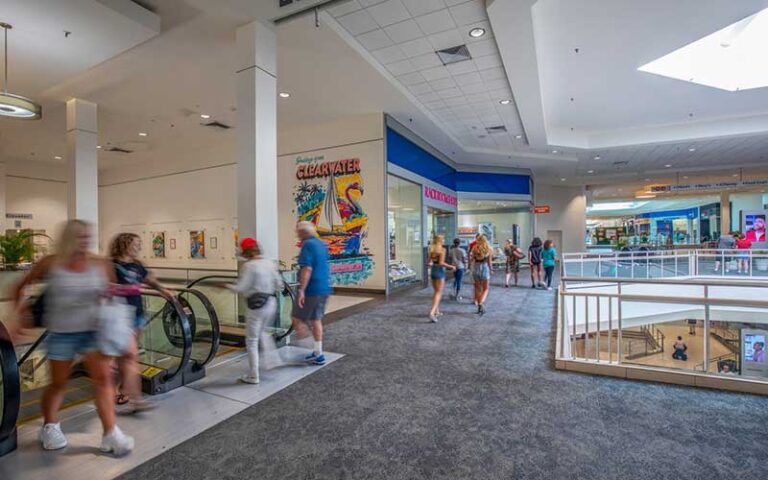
[98,297,136,356]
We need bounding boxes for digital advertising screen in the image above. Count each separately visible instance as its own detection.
[742,329,768,378]
[741,210,767,246]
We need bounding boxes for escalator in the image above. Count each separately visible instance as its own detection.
[0,287,220,457]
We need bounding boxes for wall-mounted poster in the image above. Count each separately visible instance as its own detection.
[169,238,176,250]
[742,329,768,378]
[293,155,373,285]
[151,232,165,258]
[190,230,205,258]
[210,237,218,249]
[741,211,767,245]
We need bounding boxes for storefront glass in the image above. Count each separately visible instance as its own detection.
[457,199,533,263]
[388,175,423,289]
[427,207,456,242]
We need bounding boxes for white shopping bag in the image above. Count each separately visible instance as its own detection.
[99,297,136,356]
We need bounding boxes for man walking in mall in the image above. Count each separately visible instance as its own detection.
[292,221,332,365]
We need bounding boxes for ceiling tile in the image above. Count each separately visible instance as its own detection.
[372,44,406,64]
[474,55,502,70]
[444,0,470,7]
[443,96,469,107]
[466,39,498,57]
[398,71,427,85]
[427,29,465,51]
[387,58,418,75]
[419,91,443,103]
[479,67,506,82]
[453,71,484,86]
[359,0,388,6]
[401,0,446,17]
[410,52,443,69]
[328,0,363,17]
[424,99,447,109]
[483,78,511,91]
[384,19,424,43]
[367,0,412,27]
[421,66,451,81]
[408,82,433,95]
[449,1,487,25]
[356,29,394,50]
[415,9,457,35]
[429,77,457,91]
[460,82,488,95]
[398,37,435,57]
[337,9,380,35]
[438,87,464,99]
[465,92,491,103]
[447,60,477,75]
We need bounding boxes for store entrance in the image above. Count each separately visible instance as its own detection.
[427,207,456,244]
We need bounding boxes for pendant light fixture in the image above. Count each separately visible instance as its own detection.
[0,22,42,119]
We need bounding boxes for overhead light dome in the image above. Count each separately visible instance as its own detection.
[0,23,42,120]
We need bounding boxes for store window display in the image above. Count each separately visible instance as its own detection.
[388,175,422,289]
[457,199,533,264]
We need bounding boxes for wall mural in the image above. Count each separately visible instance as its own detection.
[293,155,374,285]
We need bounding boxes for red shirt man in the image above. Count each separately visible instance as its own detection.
[746,218,766,243]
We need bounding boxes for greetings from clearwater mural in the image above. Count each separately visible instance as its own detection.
[293,155,374,285]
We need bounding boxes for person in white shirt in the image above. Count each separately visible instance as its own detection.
[223,237,283,384]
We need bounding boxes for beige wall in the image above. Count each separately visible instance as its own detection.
[534,184,587,253]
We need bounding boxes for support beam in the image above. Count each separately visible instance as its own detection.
[66,98,99,247]
[720,192,730,235]
[236,21,278,259]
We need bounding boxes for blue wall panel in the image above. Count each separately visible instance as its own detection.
[455,171,530,195]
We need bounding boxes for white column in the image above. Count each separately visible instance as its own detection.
[0,162,6,233]
[236,21,278,260]
[66,98,99,246]
[720,192,730,235]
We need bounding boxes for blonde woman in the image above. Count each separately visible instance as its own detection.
[503,239,524,287]
[470,235,493,315]
[12,220,134,455]
[428,235,455,323]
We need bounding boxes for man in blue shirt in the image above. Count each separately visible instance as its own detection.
[292,221,332,365]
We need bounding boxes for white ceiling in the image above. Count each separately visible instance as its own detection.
[2,0,768,190]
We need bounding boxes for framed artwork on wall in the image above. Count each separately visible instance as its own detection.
[169,238,177,250]
[190,230,205,258]
[151,231,166,258]
[210,236,218,249]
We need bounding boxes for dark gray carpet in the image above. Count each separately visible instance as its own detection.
[119,275,768,480]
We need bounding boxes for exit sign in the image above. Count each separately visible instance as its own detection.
[532,205,551,214]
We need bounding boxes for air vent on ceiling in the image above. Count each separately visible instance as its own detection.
[203,121,231,129]
[436,45,471,65]
[106,147,133,154]
[612,161,629,167]
[486,125,507,134]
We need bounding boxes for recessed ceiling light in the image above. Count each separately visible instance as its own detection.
[638,7,768,91]
[469,27,486,38]
[552,150,559,154]
[54,155,62,160]
[138,132,148,137]
[200,114,211,119]
[683,175,689,179]
[279,92,290,98]
[97,145,102,149]
[594,155,601,160]
[515,134,522,139]
[665,164,672,168]
[688,148,696,152]
[499,99,511,105]
[560,178,566,181]
[732,173,739,177]
[587,170,594,174]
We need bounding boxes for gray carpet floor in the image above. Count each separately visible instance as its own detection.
[119,275,768,480]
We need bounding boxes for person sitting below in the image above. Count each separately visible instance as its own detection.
[672,336,688,361]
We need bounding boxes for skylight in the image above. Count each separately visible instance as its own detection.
[587,201,649,212]
[638,8,768,92]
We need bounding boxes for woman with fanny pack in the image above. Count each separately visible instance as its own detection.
[224,237,283,384]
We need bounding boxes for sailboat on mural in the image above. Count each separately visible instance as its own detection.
[317,173,345,233]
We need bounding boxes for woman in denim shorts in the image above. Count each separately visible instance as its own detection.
[13,220,134,455]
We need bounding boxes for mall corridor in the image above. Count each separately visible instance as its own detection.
[118,276,768,480]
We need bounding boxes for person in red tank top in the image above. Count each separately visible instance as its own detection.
[736,233,752,274]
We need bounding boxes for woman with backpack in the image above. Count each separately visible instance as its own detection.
[528,237,544,288]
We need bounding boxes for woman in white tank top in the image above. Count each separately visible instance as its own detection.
[12,220,134,455]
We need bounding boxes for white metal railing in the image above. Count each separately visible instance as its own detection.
[557,275,768,384]
[562,249,768,280]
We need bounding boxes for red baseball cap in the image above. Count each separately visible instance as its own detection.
[240,237,257,251]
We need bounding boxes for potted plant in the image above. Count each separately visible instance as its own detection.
[0,230,48,270]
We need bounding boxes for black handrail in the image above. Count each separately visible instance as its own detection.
[0,322,20,456]
[172,287,221,371]
[142,292,193,382]
[183,274,296,342]
[16,330,47,368]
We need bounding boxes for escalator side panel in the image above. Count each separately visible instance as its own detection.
[0,322,20,457]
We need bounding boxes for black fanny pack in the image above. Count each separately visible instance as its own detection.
[247,292,275,310]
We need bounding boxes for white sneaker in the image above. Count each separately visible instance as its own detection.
[100,425,134,456]
[39,423,67,450]
[239,374,260,384]
[547,287,553,291]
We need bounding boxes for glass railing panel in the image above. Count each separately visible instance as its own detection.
[140,295,187,375]
[708,308,768,380]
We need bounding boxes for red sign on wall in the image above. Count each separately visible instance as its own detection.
[532,205,551,214]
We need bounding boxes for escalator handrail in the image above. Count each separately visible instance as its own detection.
[183,274,296,342]
[16,330,48,368]
[142,291,193,383]
[170,287,221,371]
[0,322,21,446]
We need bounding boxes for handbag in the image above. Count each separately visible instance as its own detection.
[98,297,136,356]
[30,289,47,328]
[247,292,275,310]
